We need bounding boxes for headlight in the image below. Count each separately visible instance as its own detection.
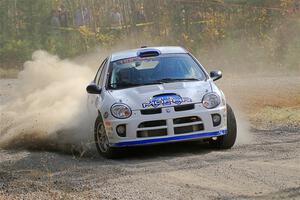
[202,93,220,109]
[110,103,132,119]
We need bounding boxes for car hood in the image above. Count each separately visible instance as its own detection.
[108,81,212,110]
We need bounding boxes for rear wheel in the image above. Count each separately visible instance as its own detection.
[209,104,237,149]
[94,116,118,158]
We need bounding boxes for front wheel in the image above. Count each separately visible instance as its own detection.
[94,116,118,158]
[209,104,237,149]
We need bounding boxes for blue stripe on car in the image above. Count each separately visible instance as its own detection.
[113,129,227,147]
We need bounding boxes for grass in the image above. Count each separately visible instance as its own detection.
[250,106,300,131]
[0,68,19,79]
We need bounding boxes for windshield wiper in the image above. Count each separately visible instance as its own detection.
[110,78,199,89]
[141,81,164,86]
[155,78,200,83]
[110,81,163,89]
[109,82,139,88]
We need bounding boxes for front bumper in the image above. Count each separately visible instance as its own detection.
[104,103,227,147]
[112,129,226,147]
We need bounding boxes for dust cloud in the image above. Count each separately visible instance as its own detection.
[0,50,95,153]
[233,107,253,145]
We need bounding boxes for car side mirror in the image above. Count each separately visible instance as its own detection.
[86,83,102,94]
[210,70,222,81]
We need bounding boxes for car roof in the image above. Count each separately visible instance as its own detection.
[110,46,188,62]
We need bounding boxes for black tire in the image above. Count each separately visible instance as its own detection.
[209,104,237,149]
[94,115,118,158]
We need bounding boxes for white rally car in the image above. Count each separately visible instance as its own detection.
[86,46,237,158]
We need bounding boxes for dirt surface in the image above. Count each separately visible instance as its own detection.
[0,76,300,200]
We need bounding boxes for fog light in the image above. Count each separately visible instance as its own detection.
[211,114,221,126]
[116,125,126,137]
[212,137,218,140]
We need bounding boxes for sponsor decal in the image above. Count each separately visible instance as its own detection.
[103,111,109,119]
[104,120,112,128]
[142,94,192,108]
[104,120,113,137]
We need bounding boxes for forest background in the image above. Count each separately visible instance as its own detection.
[0,0,299,77]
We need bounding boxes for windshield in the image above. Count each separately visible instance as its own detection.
[108,53,206,89]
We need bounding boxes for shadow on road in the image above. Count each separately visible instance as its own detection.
[114,141,213,161]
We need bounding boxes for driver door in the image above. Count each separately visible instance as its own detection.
[87,58,108,117]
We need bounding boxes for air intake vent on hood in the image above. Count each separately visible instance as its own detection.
[137,49,160,57]
[152,93,177,98]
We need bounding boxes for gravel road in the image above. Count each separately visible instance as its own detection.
[0,76,299,200]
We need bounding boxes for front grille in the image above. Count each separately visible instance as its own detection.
[174,104,195,111]
[173,116,204,135]
[137,129,168,138]
[138,120,166,128]
[174,124,204,134]
[137,107,205,137]
[141,108,162,115]
[173,116,201,124]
